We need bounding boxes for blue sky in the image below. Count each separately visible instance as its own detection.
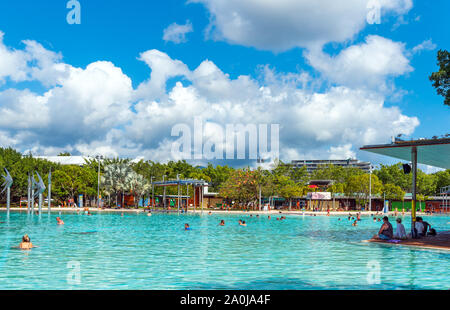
[0,0,448,169]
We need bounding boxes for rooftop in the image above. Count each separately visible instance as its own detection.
[361,137,450,169]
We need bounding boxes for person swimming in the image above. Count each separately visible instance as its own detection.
[147,212,152,216]
[56,217,64,225]
[240,221,247,226]
[19,235,36,250]
[185,223,191,230]
[219,220,225,226]
[352,220,358,226]
[268,216,271,220]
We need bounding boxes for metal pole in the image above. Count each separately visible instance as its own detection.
[186,184,189,213]
[39,193,43,214]
[151,176,154,211]
[163,175,166,210]
[27,173,31,213]
[411,146,418,238]
[369,165,372,212]
[31,172,35,213]
[6,187,10,214]
[177,174,180,214]
[194,185,196,213]
[48,168,52,212]
[97,156,101,209]
[201,184,204,214]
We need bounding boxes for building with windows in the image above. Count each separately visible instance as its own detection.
[290,159,372,173]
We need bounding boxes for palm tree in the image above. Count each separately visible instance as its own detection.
[128,172,150,208]
[102,162,134,208]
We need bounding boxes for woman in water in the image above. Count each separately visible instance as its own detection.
[219,220,225,226]
[19,235,36,250]
[56,217,64,225]
[240,221,247,226]
[185,223,191,230]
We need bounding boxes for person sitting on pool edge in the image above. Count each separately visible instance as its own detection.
[184,223,191,231]
[19,235,36,250]
[56,217,64,225]
[416,217,431,236]
[372,216,393,240]
[394,218,407,239]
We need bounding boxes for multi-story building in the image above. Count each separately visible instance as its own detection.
[290,159,372,173]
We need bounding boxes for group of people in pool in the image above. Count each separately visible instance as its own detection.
[373,216,436,240]
[185,214,289,230]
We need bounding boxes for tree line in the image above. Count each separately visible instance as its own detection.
[0,147,449,208]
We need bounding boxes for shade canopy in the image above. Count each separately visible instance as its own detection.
[360,138,450,169]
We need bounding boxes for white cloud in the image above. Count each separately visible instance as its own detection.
[305,35,413,92]
[0,31,29,83]
[191,0,413,51]
[134,49,190,101]
[0,31,420,164]
[328,144,356,160]
[163,20,193,44]
[411,39,437,54]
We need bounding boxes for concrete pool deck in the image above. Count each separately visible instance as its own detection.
[366,231,450,251]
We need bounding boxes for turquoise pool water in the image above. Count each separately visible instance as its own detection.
[0,211,449,290]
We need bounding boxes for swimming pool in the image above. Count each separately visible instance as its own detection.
[0,211,449,290]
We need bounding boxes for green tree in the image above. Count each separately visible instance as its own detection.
[346,173,382,209]
[429,49,450,106]
[382,183,405,202]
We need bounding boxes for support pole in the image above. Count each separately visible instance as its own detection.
[151,177,154,211]
[6,187,10,214]
[194,185,196,213]
[97,157,101,209]
[177,175,180,214]
[163,175,166,210]
[369,166,372,212]
[39,193,43,214]
[27,173,31,213]
[259,184,262,211]
[411,146,418,238]
[201,184,204,214]
[48,168,52,212]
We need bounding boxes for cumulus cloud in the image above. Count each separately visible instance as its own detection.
[0,31,419,164]
[305,35,413,92]
[190,0,413,51]
[163,20,193,44]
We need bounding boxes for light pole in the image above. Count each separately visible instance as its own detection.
[177,174,181,214]
[369,164,373,212]
[96,155,103,209]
